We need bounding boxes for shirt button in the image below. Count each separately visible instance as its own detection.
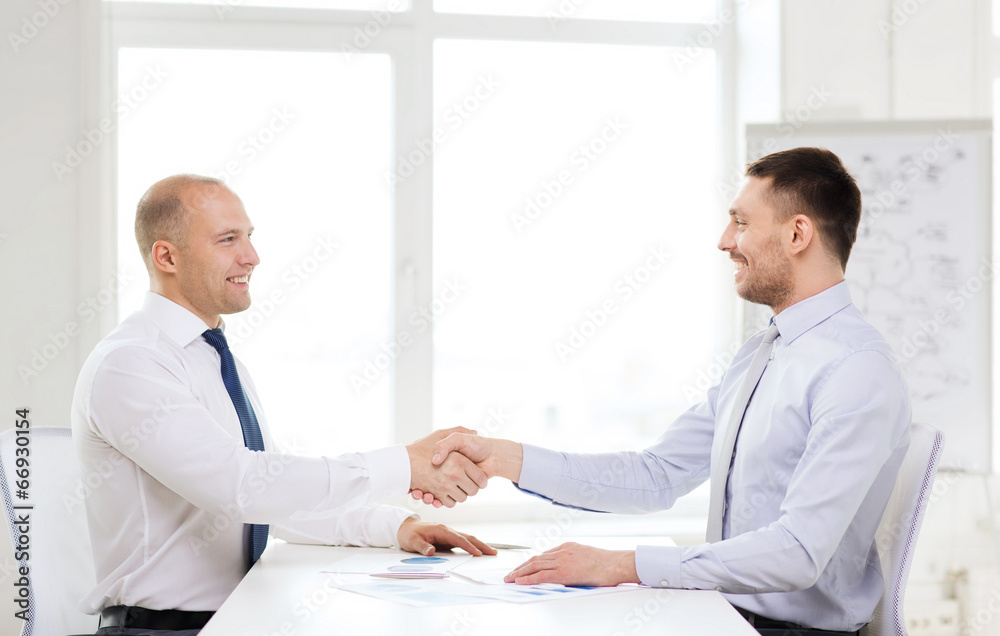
[660,579,669,586]
[715,586,723,592]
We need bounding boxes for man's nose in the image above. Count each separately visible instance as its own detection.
[244,241,261,267]
[718,224,735,252]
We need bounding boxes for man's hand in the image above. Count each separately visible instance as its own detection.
[503,542,639,587]
[406,427,488,508]
[396,518,498,557]
[410,434,524,507]
[431,434,498,475]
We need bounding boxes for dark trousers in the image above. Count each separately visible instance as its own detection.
[737,607,861,636]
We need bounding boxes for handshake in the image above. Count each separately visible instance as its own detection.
[404,427,523,508]
[403,427,640,588]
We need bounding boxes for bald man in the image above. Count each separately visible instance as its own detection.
[71,175,494,635]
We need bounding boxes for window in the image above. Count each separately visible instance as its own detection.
[433,39,721,455]
[110,1,734,521]
[116,47,393,456]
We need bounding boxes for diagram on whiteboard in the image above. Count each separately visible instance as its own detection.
[746,122,992,471]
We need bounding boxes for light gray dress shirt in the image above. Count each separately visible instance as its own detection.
[516,281,911,632]
[71,291,413,614]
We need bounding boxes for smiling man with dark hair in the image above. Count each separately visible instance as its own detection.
[416,148,911,636]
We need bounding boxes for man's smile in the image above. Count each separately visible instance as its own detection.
[732,258,748,279]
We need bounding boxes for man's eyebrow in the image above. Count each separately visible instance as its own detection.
[214,228,246,237]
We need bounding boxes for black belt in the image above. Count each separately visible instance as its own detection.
[735,607,860,635]
[100,605,215,631]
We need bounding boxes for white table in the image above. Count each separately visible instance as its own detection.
[200,536,758,636]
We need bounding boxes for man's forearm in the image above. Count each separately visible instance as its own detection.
[489,439,524,482]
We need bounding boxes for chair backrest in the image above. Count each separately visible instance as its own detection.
[861,422,944,636]
[0,426,99,636]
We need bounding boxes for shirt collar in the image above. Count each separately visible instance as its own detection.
[771,280,853,345]
[141,291,225,348]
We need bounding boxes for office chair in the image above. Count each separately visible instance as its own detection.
[0,426,99,636]
[861,422,944,636]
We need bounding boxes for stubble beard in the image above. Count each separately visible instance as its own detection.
[735,233,794,311]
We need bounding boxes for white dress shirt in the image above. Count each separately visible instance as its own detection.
[71,291,414,613]
[516,282,911,632]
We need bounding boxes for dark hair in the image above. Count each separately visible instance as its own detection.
[746,147,861,270]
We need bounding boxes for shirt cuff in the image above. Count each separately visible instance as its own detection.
[375,505,419,548]
[515,444,565,497]
[635,544,684,589]
[362,444,410,501]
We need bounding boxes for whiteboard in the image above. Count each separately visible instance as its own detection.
[745,120,992,472]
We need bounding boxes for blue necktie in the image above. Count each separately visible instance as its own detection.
[202,328,269,569]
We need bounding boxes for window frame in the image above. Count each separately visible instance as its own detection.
[104,0,740,449]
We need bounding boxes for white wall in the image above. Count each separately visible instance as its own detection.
[1,0,108,633]
[782,0,988,121]
[1,0,113,435]
[780,1,995,634]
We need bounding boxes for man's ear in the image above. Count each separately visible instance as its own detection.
[151,240,180,274]
[788,214,814,256]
